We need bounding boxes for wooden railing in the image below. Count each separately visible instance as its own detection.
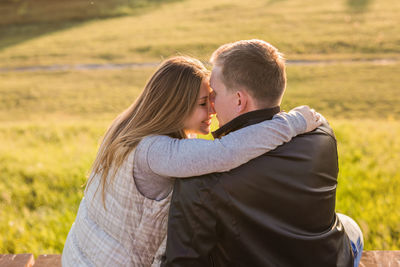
[1,251,400,266]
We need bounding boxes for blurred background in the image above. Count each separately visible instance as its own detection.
[0,0,399,255]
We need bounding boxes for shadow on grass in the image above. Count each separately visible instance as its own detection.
[267,0,287,4]
[0,22,77,52]
[0,0,182,52]
[346,0,373,13]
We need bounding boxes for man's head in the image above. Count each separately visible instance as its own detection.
[209,39,286,126]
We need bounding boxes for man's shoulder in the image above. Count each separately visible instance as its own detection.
[270,121,336,153]
[265,121,337,158]
[312,122,336,139]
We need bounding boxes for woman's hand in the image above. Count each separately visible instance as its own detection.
[290,105,325,132]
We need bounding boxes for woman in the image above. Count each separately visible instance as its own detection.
[62,56,321,266]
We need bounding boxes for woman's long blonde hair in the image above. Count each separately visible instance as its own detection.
[86,56,209,207]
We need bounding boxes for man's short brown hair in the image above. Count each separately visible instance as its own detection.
[210,39,286,107]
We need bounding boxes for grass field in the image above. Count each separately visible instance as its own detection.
[1,64,399,253]
[1,0,399,67]
[0,0,399,256]
[1,119,399,253]
[1,63,400,122]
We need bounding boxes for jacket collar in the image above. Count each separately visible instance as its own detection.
[212,106,281,139]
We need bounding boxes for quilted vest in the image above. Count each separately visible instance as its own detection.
[62,150,172,266]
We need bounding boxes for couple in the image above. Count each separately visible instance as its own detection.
[62,39,363,267]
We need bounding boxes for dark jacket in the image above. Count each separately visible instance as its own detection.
[161,107,354,267]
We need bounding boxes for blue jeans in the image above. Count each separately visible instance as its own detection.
[337,213,364,267]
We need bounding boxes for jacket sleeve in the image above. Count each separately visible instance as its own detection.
[161,176,218,267]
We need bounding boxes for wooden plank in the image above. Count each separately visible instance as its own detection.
[32,255,61,267]
[2,251,400,267]
[0,254,35,267]
[360,250,400,267]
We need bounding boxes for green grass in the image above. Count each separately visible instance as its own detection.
[1,0,399,67]
[1,63,399,122]
[0,0,180,26]
[0,122,103,254]
[333,120,400,250]
[0,64,399,253]
[1,120,399,254]
[284,63,400,120]
[0,69,151,122]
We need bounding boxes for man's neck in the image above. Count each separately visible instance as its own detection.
[212,106,280,139]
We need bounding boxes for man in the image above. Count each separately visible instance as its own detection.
[161,40,363,267]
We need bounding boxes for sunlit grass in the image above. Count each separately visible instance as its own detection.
[333,120,400,250]
[0,65,399,253]
[0,119,399,254]
[1,63,399,122]
[0,0,399,67]
[0,122,104,254]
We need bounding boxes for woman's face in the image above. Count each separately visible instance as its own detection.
[183,78,216,135]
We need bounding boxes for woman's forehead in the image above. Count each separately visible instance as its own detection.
[199,79,211,97]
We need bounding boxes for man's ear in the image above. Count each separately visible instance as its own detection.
[236,90,248,113]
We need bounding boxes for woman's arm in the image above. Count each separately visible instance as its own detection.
[142,106,322,177]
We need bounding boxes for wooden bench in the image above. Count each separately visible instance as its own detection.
[1,251,399,266]
[0,254,60,267]
[360,251,400,267]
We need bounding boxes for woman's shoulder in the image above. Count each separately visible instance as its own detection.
[135,135,171,159]
[137,135,168,149]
